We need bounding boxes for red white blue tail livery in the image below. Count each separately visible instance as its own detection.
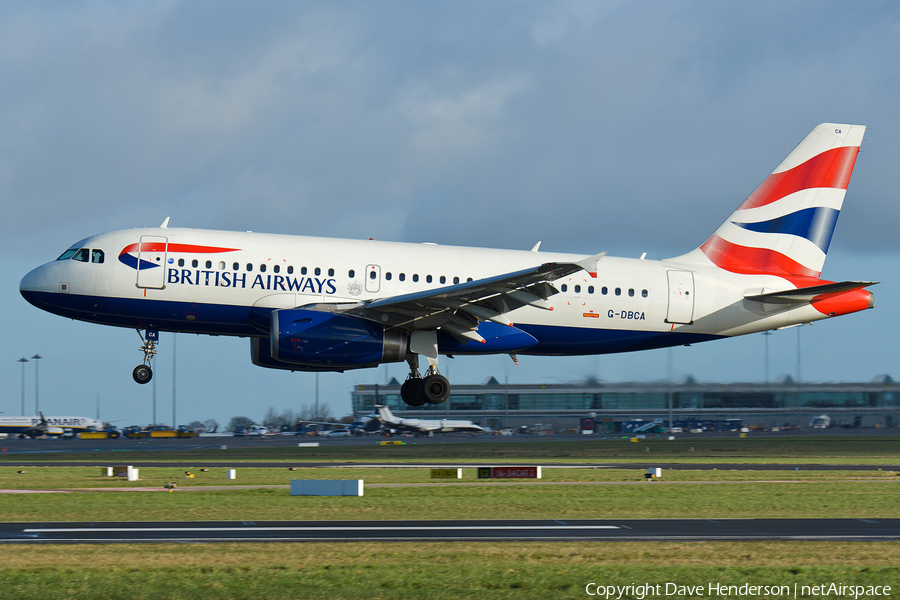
[682,123,865,281]
[20,123,876,407]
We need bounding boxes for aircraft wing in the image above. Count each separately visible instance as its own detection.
[744,281,877,304]
[344,254,605,343]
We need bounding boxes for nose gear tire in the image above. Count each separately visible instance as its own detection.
[133,365,153,384]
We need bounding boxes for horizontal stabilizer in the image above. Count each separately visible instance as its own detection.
[744,281,877,304]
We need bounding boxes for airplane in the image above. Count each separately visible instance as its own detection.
[20,123,875,407]
[0,413,106,438]
[367,405,485,436]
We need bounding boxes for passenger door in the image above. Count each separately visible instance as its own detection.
[136,236,168,289]
[665,270,694,324]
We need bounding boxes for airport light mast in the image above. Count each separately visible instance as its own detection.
[31,354,42,414]
[18,357,28,414]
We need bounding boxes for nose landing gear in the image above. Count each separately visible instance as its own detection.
[133,328,158,384]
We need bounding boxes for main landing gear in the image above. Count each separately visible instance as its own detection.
[133,328,158,384]
[400,352,451,406]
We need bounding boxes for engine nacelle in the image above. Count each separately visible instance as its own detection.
[251,338,357,372]
[266,308,407,369]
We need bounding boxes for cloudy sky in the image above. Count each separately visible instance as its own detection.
[2,1,899,427]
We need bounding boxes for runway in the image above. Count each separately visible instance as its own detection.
[4,461,899,471]
[3,518,899,543]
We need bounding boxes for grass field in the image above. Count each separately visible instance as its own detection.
[1,466,899,521]
[2,542,899,599]
[2,436,899,598]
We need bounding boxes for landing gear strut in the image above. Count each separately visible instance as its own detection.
[400,353,426,406]
[133,328,158,384]
[399,352,451,406]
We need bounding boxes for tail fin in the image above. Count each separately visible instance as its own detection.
[677,123,865,278]
[376,405,395,422]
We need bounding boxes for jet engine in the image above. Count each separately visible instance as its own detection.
[254,308,407,371]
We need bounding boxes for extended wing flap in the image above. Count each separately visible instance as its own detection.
[365,261,583,312]
[353,257,599,336]
[744,281,877,304]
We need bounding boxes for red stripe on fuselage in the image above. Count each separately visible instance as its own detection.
[119,243,239,256]
[739,145,859,210]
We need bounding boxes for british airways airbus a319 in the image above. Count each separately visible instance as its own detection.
[20,124,875,407]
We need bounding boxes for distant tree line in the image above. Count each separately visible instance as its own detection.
[185,419,219,433]
[214,404,341,433]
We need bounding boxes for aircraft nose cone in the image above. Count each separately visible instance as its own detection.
[19,263,60,312]
[19,265,46,297]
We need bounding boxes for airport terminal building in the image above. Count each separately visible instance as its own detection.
[351,376,900,432]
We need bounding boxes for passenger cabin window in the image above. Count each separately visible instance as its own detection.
[233,262,239,270]
[273,265,280,273]
[328,268,334,277]
[413,274,419,282]
[260,264,266,273]
[178,258,185,267]
[205,260,212,269]
[192,259,198,268]
[349,270,355,278]
[246,263,253,272]
[288,266,294,274]
[314,267,321,276]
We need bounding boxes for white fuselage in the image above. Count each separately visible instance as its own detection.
[375,406,484,434]
[0,416,104,435]
[20,226,836,357]
[17,124,875,397]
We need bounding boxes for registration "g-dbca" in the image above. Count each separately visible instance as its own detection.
[608,310,646,320]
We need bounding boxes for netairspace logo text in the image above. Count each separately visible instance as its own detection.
[584,582,892,599]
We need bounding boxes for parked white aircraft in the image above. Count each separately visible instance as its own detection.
[370,405,485,436]
[0,413,105,438]
[20,124,875,406]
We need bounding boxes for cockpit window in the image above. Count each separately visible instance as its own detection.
[56,247,105,263]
